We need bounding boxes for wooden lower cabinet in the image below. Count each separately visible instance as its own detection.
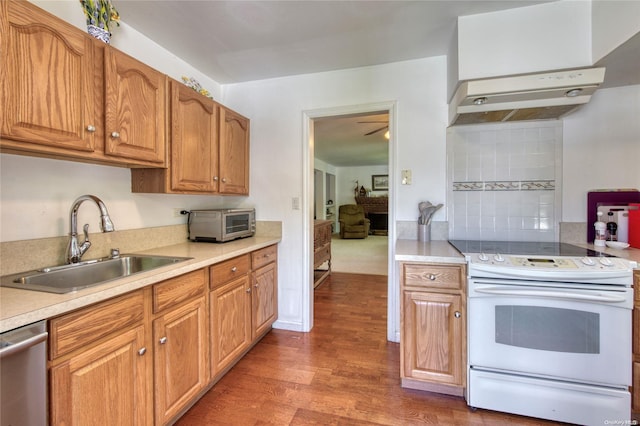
[400,262,466,396]
[152,269,209,424]
[210,274,252,377]
[210,245,279,379]
[49,290,152,425]
[252,261,278,338]
[252,246,278,339]
[48,246,278,425]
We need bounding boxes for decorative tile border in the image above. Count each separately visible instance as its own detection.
[521,180,555,190]
[485,181,519,191]
[453,180,555,192]
[452,181,484,191]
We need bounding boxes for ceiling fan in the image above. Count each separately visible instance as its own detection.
[358,121,389,136]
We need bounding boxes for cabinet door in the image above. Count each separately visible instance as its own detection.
[50,325,151,425]
[153,297,209,424]
[218,106,249,195]
[210,275,251,377]
[402,291,463,386]
[170,81,218,192]
[105,48,166,165]
[252,261,278,338]
[1,0,100,155]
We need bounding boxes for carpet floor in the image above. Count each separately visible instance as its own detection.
[328,234,388,275]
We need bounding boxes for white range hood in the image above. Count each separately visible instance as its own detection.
[449,67,606,126]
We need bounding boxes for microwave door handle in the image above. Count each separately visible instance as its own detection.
[474,286,627,303]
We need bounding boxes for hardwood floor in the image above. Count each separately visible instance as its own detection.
[176,272,557,425]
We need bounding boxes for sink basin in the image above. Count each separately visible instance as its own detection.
[0,254,193,294]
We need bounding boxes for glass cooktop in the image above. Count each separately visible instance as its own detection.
[448,240,614,257]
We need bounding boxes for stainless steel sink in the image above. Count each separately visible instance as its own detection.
[0,254,192,294]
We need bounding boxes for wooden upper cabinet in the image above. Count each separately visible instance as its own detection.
[219,106,250,195]
[104,48,167,166]
[131,80,251,195]
[0,0,101,157]
[170,81,219,192]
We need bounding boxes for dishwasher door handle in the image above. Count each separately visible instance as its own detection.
[0,331,48,359]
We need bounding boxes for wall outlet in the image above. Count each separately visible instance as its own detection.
[173,208,185,218]
[292,197,300,210]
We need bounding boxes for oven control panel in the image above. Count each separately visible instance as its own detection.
[467,253,635,271]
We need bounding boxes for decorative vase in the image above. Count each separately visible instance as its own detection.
[87,25,111,44]
[418,224,430,242]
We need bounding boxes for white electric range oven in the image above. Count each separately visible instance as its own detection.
[449,240,637,426]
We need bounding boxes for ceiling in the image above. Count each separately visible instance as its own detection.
[116,1,639,167]
[314,112,389,167]
[117,0,555,85]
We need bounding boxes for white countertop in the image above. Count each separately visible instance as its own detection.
[395,240,466,264]
[395,239,640,268]
[0,237,280,333]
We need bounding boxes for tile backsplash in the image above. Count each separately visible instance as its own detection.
[447,122,562,241]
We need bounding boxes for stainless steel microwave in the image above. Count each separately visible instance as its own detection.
[188,208,255,242]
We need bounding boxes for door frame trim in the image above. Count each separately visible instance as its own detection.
[302,101,398,341]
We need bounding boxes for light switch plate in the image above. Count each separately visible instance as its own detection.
[401,170,412,185]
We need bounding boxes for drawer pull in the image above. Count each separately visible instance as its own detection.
[428,274,436,281]
[231,266,237,272]
[138,347,147,356]
[159,337,167,345]
[454,311,461,318]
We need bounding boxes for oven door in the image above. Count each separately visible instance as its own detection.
[468,278,632,387]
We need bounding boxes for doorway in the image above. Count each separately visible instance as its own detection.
[302,102,398,341]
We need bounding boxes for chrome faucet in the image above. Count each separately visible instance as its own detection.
[66,195,115,264]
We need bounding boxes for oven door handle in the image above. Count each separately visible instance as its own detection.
[474,286,628,303]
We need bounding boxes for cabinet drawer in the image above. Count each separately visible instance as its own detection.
[153,269,206,313]
[252,245,277,270]
[314,245,330,268]
[402,263,464,290]
[49,289,145,359]
[210,254,250,289]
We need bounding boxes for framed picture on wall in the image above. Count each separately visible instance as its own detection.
[371,175,388,191]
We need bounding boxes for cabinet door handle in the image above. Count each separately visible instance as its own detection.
[428,274,436,280]
[159,337,167,345]
[231,266,237,272]
[86,125,96,132]
[254,283,259,288]
[246,288,251,293]
[138,347,147,356]
[221,178,227,183]
[213,176,219,181]
[111,131,120,138]
[454,311,461,318]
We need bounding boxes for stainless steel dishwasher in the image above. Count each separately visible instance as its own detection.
[1,320,48,426]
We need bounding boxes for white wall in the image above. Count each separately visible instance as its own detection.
[562,84,640,222]
[336,165,389,208]
[457,1,592,81]
[223,57,447,333]
[592,0,640,62]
